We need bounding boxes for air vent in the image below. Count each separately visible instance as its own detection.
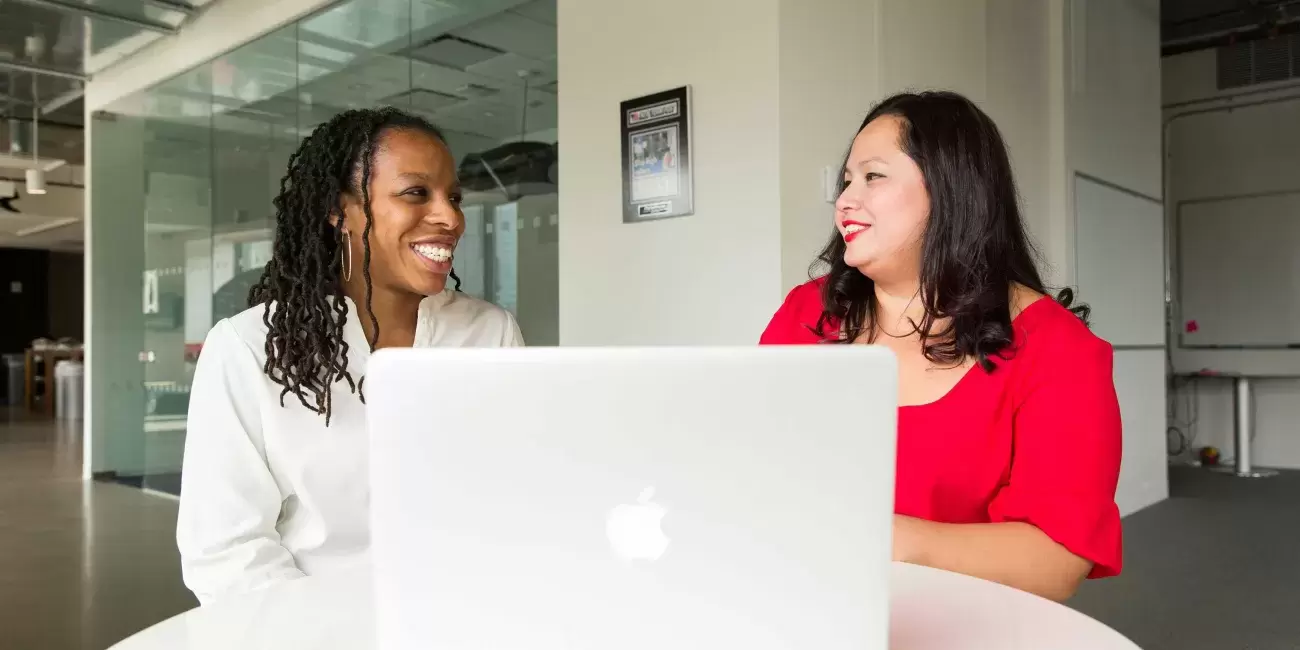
[1216,33,1300,89]
[384,88,465,113]
[456,83,500,98]
[406,35,504,70]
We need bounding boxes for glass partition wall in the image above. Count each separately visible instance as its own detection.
[88,0,558,493]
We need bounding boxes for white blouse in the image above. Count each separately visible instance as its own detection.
[176,291,523,605]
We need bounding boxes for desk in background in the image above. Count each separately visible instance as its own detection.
[1176,370,1288,478]
[24,348,83,418]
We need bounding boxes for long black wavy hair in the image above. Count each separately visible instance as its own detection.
[248,106,461,424]
[813,91,1088,371]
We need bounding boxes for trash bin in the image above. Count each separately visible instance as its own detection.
[54,360,84,420]
[3,354,23,407]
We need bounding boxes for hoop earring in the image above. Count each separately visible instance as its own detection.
[339,227,353,282]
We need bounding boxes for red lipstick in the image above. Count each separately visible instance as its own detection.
[842,220,869,243]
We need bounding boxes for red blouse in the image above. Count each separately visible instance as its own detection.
[759,279,1123,578]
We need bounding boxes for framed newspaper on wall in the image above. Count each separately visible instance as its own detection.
[621,86,693,223]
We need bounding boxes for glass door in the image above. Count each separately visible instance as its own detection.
[139,67,214,496]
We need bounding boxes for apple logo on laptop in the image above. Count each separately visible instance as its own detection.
[606,486,670,561]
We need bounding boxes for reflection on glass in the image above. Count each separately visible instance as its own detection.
[139,64,213,494]
[84,1,189,56]
[69,0,190,25]
[91,0,561,493]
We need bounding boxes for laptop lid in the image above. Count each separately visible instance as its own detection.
[368,346,897,650]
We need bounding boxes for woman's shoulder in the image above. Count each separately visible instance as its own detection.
[1011,293,1112,367]
[226,303,273,339]
[205,304,273,362]
[760,277,830,344]
[437,291,517,326]
[425,291,524,346]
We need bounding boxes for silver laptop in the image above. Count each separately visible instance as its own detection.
[367,346,898,650]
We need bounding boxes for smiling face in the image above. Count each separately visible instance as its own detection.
[835,115,930,284]
[338,127,464,299]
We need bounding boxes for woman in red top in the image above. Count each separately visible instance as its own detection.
[760,91,1122,601]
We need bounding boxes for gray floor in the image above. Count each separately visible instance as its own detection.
[1,410,1295,649]
[1069,465,1300,650]
[0,409,196,650]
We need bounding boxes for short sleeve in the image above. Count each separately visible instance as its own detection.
[760,280,826,345]
[987,330,1124,579]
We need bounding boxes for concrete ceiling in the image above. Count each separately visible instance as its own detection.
[0,0,212,253]
[0,167,84,252]
[1163,0,1300,55]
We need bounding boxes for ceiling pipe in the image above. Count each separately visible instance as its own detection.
[1163,17,1300,57]
[0,59,87,82]
[1165,0,1300,29]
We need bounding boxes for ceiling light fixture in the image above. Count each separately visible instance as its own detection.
[25,168,45,194]
[24,35,46,195]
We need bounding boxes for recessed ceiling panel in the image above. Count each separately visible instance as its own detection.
[408,34,504,70]
[465,51,555,86]
[384,87,465,113]
[452,10,554,60]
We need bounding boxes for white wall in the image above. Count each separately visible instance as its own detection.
[1067,0,1167,515]
[1164,49,1300,469]
[880,1,990,100]
[775,1,879,291]
[986,0,1055,273]
[557,0,783,345]
[1069,0,1163,200]
[1113,349,1169,513]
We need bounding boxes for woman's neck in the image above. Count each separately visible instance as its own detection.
[346,284,422,350]
[872,278,928,338]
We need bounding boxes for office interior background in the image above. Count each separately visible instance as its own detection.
[0,0,1297,648]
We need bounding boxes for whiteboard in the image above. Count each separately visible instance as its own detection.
[1177,192,1300,348]
[1111,349,1168,516]
[1074,176,1166,347]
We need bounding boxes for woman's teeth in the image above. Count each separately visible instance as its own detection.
[844,224,866,234]
[413,244,453,263]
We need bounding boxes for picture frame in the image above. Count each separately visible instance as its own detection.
[620,86,693,223]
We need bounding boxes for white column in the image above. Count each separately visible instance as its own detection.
[85,110,148,477]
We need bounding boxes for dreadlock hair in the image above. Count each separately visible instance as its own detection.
[248,106,457,425]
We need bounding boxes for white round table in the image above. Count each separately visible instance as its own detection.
[110,562,1140,650]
